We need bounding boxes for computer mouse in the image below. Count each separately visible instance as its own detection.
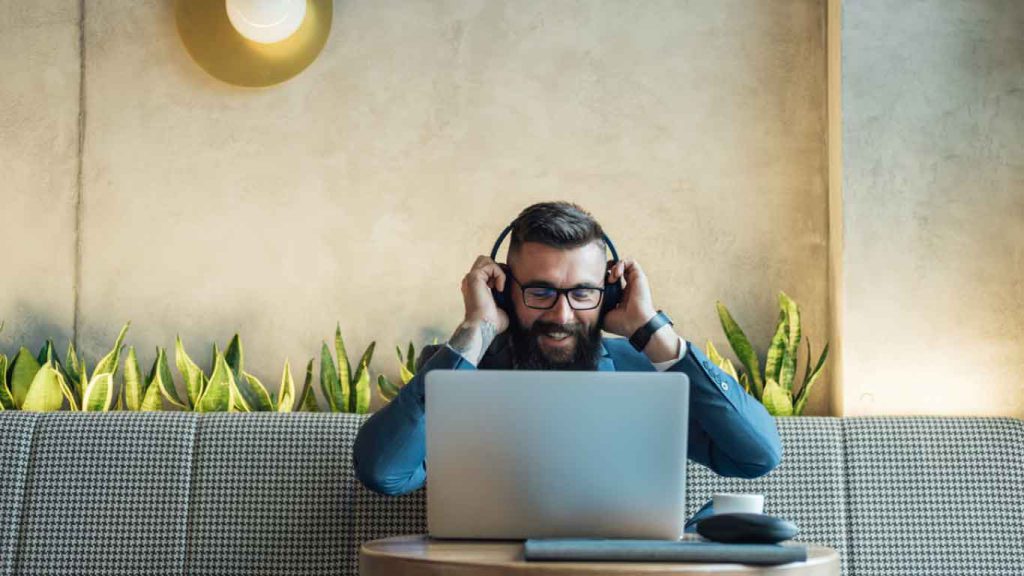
[695,513,799,544]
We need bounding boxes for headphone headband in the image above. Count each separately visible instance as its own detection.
[489,224,620,263]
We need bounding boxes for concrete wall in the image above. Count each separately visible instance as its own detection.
[839,0,1024,415]
[4,0,828,413]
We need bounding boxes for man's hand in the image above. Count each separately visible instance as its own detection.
[602,258,682,363]
[448,256,510,365]
[601,258,658,337]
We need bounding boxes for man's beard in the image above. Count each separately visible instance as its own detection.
[508,308,604,371]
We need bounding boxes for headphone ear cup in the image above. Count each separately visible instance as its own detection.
[493,263,513,313]
[602,261,624,313]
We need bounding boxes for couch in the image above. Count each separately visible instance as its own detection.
[0,412,1021,575]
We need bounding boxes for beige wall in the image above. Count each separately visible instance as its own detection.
[5,0,830,413]
[839,0,1024,416]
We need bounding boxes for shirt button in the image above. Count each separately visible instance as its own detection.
[721,381,729,391]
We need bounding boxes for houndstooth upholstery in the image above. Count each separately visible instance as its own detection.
[686,417,851,576]
[1,412,1022,576]
[844,417,1024,576]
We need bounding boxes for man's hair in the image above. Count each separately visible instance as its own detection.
[507,201,606,258]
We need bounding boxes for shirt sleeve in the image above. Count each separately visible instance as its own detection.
[651,336,687,372]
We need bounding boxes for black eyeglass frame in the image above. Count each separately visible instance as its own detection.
[505,270,606,311]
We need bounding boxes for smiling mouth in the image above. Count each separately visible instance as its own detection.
[540,332,575,345]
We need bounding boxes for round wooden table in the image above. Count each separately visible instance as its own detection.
[360,535,840,576]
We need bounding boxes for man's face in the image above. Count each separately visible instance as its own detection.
[507,241,607,370]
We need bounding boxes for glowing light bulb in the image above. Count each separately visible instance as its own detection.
[226,0,306,44]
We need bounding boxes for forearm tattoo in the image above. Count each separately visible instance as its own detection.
[448,319,498,359]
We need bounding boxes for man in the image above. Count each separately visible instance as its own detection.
[353,201,782,506]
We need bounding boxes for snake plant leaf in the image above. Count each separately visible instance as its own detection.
[716,301,764,399]
[764,309,787,387]
[761,377,794,417]
[703,340,739,381]
[377,374,400,402]
[22,363,66,412]
[0,355,14,410]
[140,356,164,411]
[124,346,145,411]
[350,342,375,413]
[739,372,752,395]
[237,371,274,412]
[154,347,187,409]
[10,347,42,408]
[399,364,415,386]
[297,358,319,412]
[794,340,829,415]
[93,322,130,379]
[778,292,802,393]
[197,353,234,412]
[334,323,352,394]
[320,341,341,412]
[175,336,206,408]
[65,340,87,400]
[36,339,56,367]
[277,359,295,413]
[56,368,79,411]
[82,372,115,412]
[225,334,244,379]
[406,342,416,374]
[115,385,124,411]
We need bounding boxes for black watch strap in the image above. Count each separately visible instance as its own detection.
[629,310,673,352]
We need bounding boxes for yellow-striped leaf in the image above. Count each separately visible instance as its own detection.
[320,341,340,412]
[10,347,42,408]
[175,336,206,408]
[237,371,274,412]
[351,342,375,413]
[93,322,131,378]
[152,347,187,409]
[297,358,319,412]
[761,377,794,417]
[277,359,295,413]
[197,353,234,412]
[716,301,764,399]
[0,355,14,410]
[82,372,114,412]
[23,363,66,412]
[124,346,145,411]
[778,291,802,392]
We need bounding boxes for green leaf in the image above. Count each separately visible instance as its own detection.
[124,346,145,411]
[36,339,55,367]
[154,347,187,409]
[225,334,244,379]
[761,377,794,417]
[334,324,351,410]
[277,359,295,413]
[399,364,415,386]
[10,347,42,409]
[65,340,86,400]
[237,371,274,412]
[778,292,801,392]
[175,336,206,409]
[794,340,829,415]
[350,342,375,413]
[22,363,67,412]
[297,358,319,412]
[703,340,738,381]
[406,342,416,374]
[739,372,752,395]
[197,353,235,413]
[56,369,79,411]
[764,309,788,387]
[93,322,131,378]
[319,341,340,412]
[82,372,115,412]
[0,355,13,410]
[377,374,400,402]
[715,301,764,399]
[140,355,164,411]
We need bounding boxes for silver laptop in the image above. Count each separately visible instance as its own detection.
[425,369,690,540]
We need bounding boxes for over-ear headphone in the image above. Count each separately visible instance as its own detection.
[489,224,624,316]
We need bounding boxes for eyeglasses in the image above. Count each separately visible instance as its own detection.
[507,271,605,310]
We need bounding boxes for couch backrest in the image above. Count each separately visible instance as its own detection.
[1,412,1021,576]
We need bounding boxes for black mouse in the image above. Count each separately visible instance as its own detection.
[695,513,799,544]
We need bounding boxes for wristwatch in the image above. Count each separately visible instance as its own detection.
[629,310,673,352]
